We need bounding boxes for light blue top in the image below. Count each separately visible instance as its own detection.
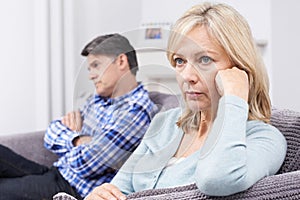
[111,95,287,196]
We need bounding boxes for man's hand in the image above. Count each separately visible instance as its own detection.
[84,183,126,200]
[61,110,82,131]
[215,67,249,101]
[73,135,92,147]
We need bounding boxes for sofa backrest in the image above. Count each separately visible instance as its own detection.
[148,91,181,112]
[271,108,300,174]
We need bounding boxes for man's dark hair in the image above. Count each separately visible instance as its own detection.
[81,33,138,75]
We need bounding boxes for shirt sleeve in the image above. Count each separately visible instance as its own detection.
[44,120,81,156]
[44,96,92,156]
[195,95,287,196]
[58,103,152,180]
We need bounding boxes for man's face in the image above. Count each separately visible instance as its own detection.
[87,54,121,97]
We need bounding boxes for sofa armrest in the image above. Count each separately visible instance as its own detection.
[125,170,300,199]
[0,130,58,167]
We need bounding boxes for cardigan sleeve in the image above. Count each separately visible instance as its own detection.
[195,95,287,196]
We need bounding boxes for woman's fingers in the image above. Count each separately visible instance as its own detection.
[85,183,126,200]
[215,67,249,101]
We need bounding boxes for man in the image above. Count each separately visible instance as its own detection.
[0,34,158,199]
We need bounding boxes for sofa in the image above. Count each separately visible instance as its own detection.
[1,92,300,199]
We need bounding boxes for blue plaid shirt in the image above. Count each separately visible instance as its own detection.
[44,84,158,197]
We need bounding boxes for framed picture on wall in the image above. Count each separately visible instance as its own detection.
[137,22,172,51]
[145,27,162,39]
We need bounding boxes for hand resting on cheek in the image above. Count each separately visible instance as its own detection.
[215,66,249,101]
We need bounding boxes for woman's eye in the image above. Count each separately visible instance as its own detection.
[174,57,185,66]
[200,56,213,65]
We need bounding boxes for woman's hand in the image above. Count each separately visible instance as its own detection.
[215,67,249,101]
[61,110,82,131]
[84,183,126,200]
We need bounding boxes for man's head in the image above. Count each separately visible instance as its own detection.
[81,34,138,75]
[81,34,138,97]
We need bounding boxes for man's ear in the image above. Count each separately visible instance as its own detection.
[116,53,129,71]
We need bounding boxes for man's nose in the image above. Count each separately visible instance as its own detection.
[89,69,98,80]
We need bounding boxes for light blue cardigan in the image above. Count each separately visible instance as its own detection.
[111,95,287,196]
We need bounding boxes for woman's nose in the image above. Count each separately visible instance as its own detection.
[180,62,198,84]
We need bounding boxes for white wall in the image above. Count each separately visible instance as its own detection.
[271,0,300,111]
[0,0,36,134]
[72,0,142,67]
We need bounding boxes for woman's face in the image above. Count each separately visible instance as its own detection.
[173,25,233,112]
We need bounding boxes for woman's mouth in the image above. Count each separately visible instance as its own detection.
[185,91,204,99]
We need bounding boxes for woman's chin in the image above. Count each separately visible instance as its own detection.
[186,100,210,112]
[186,101,202,111]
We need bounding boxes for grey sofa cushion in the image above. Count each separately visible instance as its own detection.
[0,130,58,167]
[149,91,181,111]
[271,108,300,174]
[126,170,300,199]
[54,171,300,200]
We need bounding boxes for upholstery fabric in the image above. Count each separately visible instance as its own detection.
[0,131,58,167]
[271,108,300,174]
[148,91,182,111]
[125,170,300,199]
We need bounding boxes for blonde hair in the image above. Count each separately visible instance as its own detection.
[167,2,271,132]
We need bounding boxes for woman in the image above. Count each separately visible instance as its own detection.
[85,2,286,199]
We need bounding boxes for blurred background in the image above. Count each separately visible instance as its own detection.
[0,0,299,134]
